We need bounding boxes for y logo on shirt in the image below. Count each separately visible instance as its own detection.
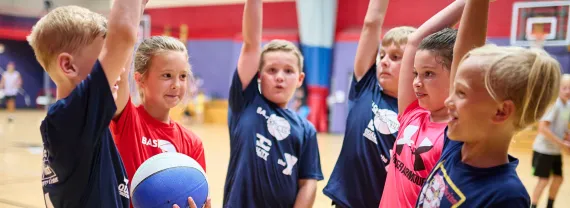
[395,125,434,171]
[363,102,399,144]
[278,153,298,175]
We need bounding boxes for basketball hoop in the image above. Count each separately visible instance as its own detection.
[511,1,570,47]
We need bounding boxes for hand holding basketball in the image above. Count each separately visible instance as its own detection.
[173,197,211,208]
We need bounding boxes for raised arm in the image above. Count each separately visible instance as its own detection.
[114,52,134,118]
[237,0,263,89]
[449,0,490,84]
[353,0,389,81]
[98,0,145,92]
[397,0,466,114]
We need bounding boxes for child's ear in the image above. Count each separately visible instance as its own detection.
[134,72,144,87]
[297,72,305,88]
[57,53,77,77]
[492,100,515,124]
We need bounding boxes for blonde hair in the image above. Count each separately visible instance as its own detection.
[134,36,192,102]
[259,39,304,71]
[462,45,561,130]
[27,6,107,70]
[377,26,417,63]
[381,26,417,47]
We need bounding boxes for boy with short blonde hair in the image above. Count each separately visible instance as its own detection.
[323,0,417,207]
[28,6,107,71]
[29,1,145,207]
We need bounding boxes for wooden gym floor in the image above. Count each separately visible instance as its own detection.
[0,110,568,208]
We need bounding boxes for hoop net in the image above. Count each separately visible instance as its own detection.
[531,32,546,49]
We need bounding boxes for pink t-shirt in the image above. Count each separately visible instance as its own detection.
[379,100,447,208]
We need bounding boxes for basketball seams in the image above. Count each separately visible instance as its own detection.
[130,153,208,198]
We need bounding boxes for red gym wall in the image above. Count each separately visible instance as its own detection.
[145,0,516,39]
[0,0,529,114]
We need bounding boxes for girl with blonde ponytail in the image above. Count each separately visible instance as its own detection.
[110,36,210,207]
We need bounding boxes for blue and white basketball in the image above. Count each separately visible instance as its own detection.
[130,152,209,208]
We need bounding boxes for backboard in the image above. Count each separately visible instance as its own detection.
[511,1,570,47]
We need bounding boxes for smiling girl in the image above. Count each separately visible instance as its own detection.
[109,36,208,206]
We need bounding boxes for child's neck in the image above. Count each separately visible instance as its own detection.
[142,103,170,124]
[430,107,450,123]
[461,133,511,168]
[55,81,75,100]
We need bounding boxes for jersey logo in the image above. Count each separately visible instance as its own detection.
[396,125,419,154]
[278,153,298,176]
[417,162,466,208]
[257,107,291,141]
[118,178,129,199]
[42,149,59,186]
[414,138,434,171]
[395,125,434,171]
[372,102,399,135]
[419,174,446,208]
[256,133,272,161]
[363,102,399,144]
[141,137,177,153]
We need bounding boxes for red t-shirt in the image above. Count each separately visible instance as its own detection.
[110,98,206,186]
[379,100,447,208]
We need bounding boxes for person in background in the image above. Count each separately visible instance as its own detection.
[0,61,22,122]
[530,74,570,208]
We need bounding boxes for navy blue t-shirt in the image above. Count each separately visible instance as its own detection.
[223,70,324,208]
[323,64,399,208]
[415,127,530,208]
[40,61,130,208]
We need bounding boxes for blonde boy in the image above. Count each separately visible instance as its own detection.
[28,2,144,207]
[323,0,417,207]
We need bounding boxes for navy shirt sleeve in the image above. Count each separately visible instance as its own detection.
[44,60,117,148]
[349,64,378,101]
[298,121,324,180]
[229,69,260,113]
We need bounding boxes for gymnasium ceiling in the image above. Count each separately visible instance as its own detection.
[0,0,292,18]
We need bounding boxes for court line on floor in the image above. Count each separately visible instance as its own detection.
[0,198,42,208]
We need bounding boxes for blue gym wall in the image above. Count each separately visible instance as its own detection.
[1,36,570,117]
[0,39,45,109]
[1,35,570,122]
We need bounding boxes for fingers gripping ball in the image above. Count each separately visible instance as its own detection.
[130,152,209,208]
